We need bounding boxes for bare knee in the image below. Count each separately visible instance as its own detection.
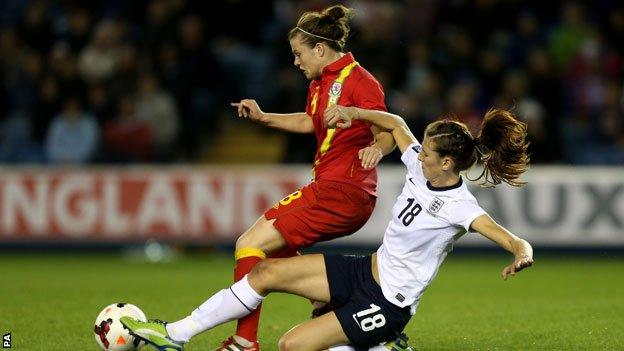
[235,217,283,252]
[235,226,262,249]
[278,333,303,351]
[235,232,253,249]
[248,259,282,294]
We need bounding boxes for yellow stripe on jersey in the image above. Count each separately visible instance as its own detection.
[319,128,337,155]
[318,61,359,156]
[235,247,267,260]
[310,86,320,115]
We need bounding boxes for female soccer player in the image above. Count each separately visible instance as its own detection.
[220,5,395,350]
[121,107,534,351]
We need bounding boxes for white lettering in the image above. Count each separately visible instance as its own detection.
[187,175,235,237]
[137,175,182,234]
[1,175,49,235]
[53,175,97,236]
[102,175,131,236]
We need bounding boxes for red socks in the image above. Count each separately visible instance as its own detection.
[232,247,300,342]
[234,251,264,342]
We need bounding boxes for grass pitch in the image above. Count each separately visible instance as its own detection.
[1,250,622,350]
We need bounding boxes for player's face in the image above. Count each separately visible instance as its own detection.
[418,138,445,181]
[290,35,323,80]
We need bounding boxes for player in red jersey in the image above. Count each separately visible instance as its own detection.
[204,5,394,351]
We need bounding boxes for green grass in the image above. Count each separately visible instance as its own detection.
[1,251,623,350]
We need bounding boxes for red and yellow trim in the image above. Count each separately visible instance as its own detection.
[235,247,267,260]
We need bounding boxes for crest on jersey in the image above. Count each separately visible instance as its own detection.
[329,82,342,97]
[428,197,445,213]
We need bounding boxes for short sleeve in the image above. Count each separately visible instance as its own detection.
[446,199,487,232]
[401,141,424,177]
[353,76,387,111]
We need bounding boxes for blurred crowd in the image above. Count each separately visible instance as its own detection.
[1,0,623,165]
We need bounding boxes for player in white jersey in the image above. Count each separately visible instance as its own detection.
[120,107,534,351]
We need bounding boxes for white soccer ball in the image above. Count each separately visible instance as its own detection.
[94,303,147,351]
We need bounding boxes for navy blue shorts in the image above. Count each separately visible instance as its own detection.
[324,254,412,349]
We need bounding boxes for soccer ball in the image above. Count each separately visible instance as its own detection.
[93,303,147,351]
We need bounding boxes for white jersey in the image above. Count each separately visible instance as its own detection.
[376,141,486,313]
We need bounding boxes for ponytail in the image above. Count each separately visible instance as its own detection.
[425,109,529,187]
[472,109,530,187]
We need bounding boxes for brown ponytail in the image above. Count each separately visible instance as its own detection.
[473,109,530,187]
[425,109,530,187]
[288,5,353,52]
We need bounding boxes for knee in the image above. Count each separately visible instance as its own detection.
[235,231,253,249]
[278,333,301,351]
[235,217,276,250]
[250,258,281,279]
[248,259,280,293]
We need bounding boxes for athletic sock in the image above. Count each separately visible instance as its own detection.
[234,251,264,341]
[166,276,264,342]
[328,346,356,351]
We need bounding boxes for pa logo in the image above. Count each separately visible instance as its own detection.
[2,332,10,348]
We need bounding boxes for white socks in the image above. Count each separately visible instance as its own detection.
[166,275,264,342]
[328,346,356,351]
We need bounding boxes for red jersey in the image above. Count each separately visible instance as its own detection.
[305,52,387,196]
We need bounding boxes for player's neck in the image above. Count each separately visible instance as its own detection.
[429,173,461,188]
[322,52,344,68]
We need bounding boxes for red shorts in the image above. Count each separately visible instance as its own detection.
[264,179,376,250]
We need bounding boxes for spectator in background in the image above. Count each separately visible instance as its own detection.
[102,96,152,163]
[507,12,545,67]
[0,1,622,165]
[174,14,220,159]
[548,2,591,72]
[405,41,432,94]
[108,43,139,102]
[63,6,93,53]
[4,50,42,115]
[0,110,43,163]
[33,75,61,142]
[136,73,179,161]
[143,0,178,57]
[47,41,87,104]
[601,81,624,150]
[87,83,114,125]
[18,0,53,56]
[445,80,481,135]
[478,48,504,102]
[78,20,122,83]
[45,97,98,164]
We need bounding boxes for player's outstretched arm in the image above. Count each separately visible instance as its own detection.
[470,214,534,280]
[324,105,417,153]
[231,99,314,133]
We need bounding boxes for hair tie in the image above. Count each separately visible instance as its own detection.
[474,141,491,162]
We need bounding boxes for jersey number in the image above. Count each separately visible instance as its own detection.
[352,304,386,332]
[398,198,421,226]
[279,191,302,206]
